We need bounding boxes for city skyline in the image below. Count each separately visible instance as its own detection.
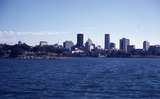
[0,31,160,49]
[0,33,160,59]
[0,0,160,48]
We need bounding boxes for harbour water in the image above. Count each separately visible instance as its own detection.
[0,58,160,99]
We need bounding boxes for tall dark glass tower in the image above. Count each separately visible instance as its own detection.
[104,34,110,50]
[77,33,84,48]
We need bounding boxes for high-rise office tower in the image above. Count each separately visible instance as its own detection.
[77,33,84,48]
[143,41,150,51]
[104,34,110,50]
[120,38,130,52]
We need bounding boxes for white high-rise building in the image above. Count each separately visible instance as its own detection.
[143,41,150,51]
[120,38,130,52]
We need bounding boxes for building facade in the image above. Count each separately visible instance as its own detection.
[39,41,48,46]
[120,38,130,52]
[143,41,150,51]
[85,38,95,51]
[110,42,116,50]
[63,41,74,51]
[148,45,160,55]
[127,45,135,53]
[104,34,110,50]
[77,33,84,48]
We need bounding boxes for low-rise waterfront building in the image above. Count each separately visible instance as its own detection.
[39,41,48,46]
[63,41,74,51]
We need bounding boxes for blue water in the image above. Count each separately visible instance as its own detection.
[0,58,160,99]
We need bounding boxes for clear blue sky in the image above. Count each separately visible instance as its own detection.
[0,0,160,48]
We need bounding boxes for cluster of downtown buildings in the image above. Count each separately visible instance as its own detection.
[63,33,154,53]
[0,33,160,59]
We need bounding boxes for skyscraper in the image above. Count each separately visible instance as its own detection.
[77,33,84,48]
[104,34,110,50]
[120,38,130,52]
[143,41,150,51]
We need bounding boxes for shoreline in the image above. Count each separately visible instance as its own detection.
[1,56,160,60]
